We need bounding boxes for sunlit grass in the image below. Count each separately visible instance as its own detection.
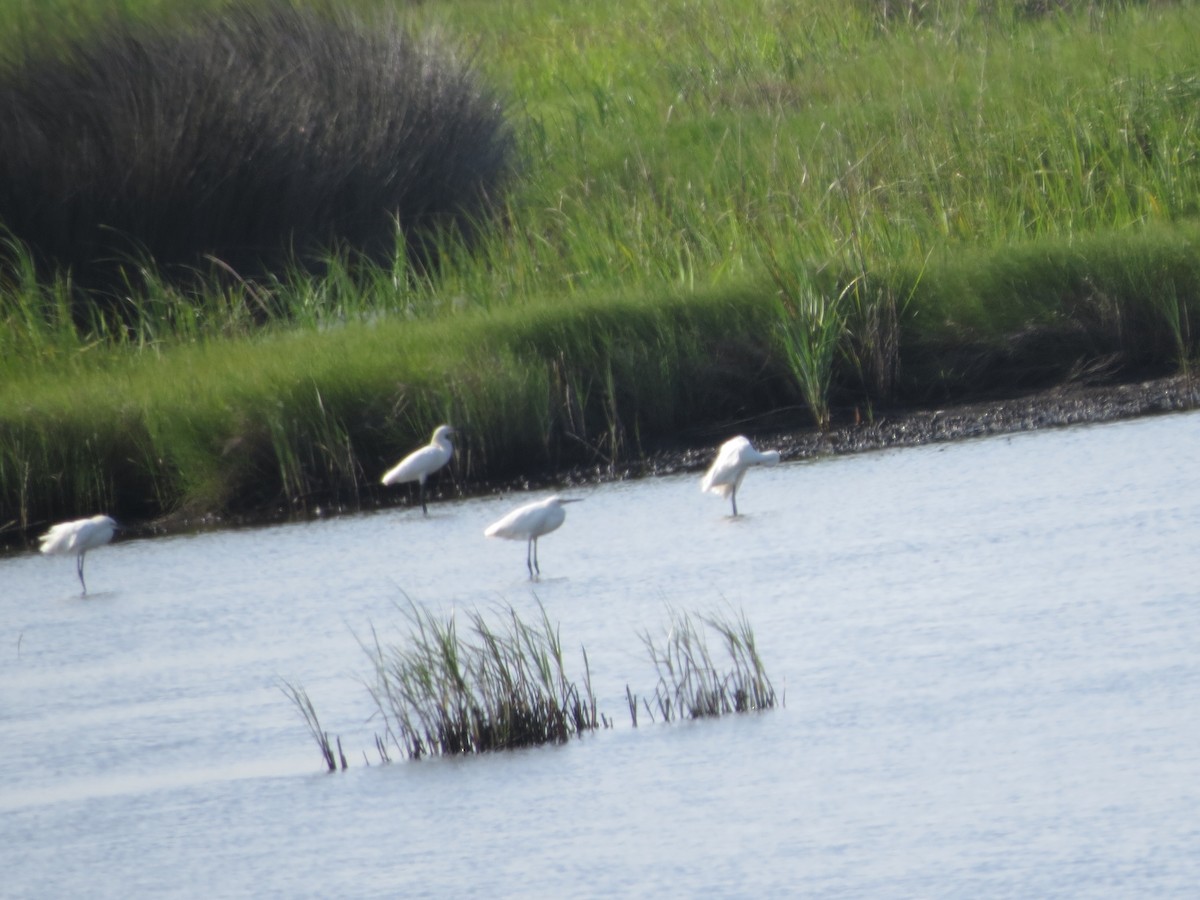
[1,0,1198,532]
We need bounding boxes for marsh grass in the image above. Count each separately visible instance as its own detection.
[280,680,347,773]
[1152,283,1193,378]
[361,601,601,760]
[2,0,1200,536]
[758,235,851,431]
[893,223,1200,394]
[4,224,1198,534]
[639,609,778,723]
[285,602,777,771]
[0,285,791,530]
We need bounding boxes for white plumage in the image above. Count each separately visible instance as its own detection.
[381,424,456,514]
[485,495,581,578]
[39,514,117,594]
[700,435,780,516]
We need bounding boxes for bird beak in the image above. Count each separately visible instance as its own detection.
[561,498,583,504]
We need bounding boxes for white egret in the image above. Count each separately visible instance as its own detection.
[38,514,117,595]
[484,495,581,579]
[700,435,780,517]
[381,424,456,514]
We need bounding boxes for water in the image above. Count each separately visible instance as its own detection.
[3,411,1199,897]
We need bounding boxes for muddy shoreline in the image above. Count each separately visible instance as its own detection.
[8,372,1195,550]
[208,372,1200,528]
[558,372,1200,484]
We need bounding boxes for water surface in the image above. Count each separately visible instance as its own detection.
[3,412,1199,897]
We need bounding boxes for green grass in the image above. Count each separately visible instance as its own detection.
[285,602,777,769]
[360,600,601,759]
[636,608,778,724]
[2,0,1199,538]
[0,284,786,530]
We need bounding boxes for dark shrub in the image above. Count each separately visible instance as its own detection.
[0,1,516,306]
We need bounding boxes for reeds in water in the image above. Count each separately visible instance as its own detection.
[362,601,601,760]
[280,680,347,773]
[639,609,778,723]
[284,602,779,771]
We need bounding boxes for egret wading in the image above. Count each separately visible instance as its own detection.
[700,435,781,517]
[39,514,117,595]
[484,495,581,579]
[381,424,456,515]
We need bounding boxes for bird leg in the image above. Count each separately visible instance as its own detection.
[730,488,739,518]
[418,481,428,516]
[76,552,88,595]
[533,538,541,576]
[525,539,535,579]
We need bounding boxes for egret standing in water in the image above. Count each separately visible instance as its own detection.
[701,435,780,517]
[39,514,117,595]
[381,424,456,515]
[485,495,581,579]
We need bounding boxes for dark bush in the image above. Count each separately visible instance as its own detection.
[0,1,516,305]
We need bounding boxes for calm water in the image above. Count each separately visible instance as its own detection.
[3,412,1199,898]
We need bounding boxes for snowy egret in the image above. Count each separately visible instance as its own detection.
[38,514,117,594]
[381,424,456,514]
[484,495,581,578]
[700,435,780,516]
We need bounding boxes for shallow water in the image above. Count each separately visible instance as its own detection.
[3,411,1199,897]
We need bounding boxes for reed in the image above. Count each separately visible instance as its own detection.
[360,600,601,760]
[283,602,779,771]
[758,236,849,431]
[280,680,347,773]
[640,609,777,723]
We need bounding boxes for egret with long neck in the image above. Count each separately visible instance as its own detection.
[485,495,582,579]
[381,424,456,515]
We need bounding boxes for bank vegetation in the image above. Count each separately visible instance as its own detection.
[1,0,1197,544]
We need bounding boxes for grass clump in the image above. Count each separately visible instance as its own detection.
[361,601,602,760]
[637,609,778,723]
[284,601,780,771]
[0,1,515,309]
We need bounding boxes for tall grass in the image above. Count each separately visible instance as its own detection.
[2,0,1199,536]
[0,285,791,531]
[285,601,778,770]
[360,601,601,760]
[892,223,1200,395]
[638,609,778,723]
[758,239,852,431]
[4,0,1195,324]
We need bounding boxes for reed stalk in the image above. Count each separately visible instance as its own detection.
[280,680,344,773]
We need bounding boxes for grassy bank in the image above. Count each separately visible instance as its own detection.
[2,0,1199,541]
